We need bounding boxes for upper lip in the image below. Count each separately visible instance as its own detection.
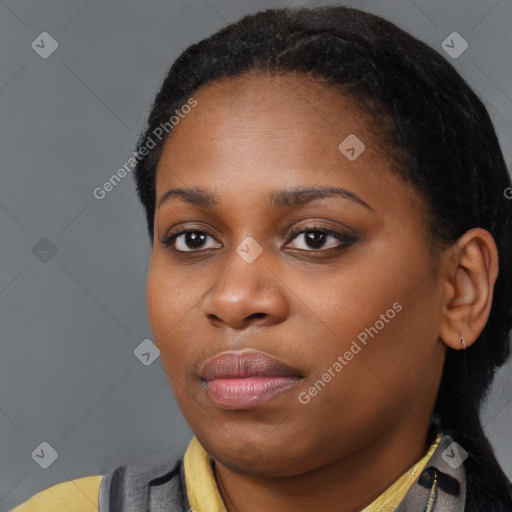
[198,349,302,381]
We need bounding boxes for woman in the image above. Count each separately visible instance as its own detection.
[11,4,512,511]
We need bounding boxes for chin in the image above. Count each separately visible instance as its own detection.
[204,435,321,477]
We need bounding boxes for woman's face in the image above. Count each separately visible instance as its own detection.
[146,73,448,476]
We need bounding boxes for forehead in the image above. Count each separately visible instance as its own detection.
[165,72,374,149]
[154,71,423,220]
[158,73,386,177]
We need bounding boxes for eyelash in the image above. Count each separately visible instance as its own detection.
[160,223,357,253]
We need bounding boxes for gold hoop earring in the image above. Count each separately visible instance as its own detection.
[459,333,467,350]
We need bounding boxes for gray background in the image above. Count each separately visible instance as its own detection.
[1,0,511,509]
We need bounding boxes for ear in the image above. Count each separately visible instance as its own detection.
[438,228,499,350]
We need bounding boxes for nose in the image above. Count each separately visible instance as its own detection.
[200,248,288,330]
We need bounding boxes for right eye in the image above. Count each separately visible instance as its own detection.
[161,229,223,252]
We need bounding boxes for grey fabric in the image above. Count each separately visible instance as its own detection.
[98,446,188,512]
[396,434,466,511]
[98,466,118,512]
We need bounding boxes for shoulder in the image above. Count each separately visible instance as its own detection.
[8,474,103,512]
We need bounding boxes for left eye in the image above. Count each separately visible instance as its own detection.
[286,227,355,251]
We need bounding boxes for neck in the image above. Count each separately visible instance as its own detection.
[213,420,433,512]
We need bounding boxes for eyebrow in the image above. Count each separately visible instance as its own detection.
[157,186,374,211]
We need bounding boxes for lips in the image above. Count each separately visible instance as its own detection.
[199,349,302,380]
[198,349,303,410]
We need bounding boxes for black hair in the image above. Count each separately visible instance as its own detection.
[133,5,512,508]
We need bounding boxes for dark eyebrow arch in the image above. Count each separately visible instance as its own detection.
[268,186,373,211]
[157,187,218,210]
[157,186,374,211]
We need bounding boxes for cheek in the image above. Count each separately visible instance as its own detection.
[296,255,407,365]
[145,261,207,416]
[145,256,200,368]
[298,237,440,407]
[287,288,439,464]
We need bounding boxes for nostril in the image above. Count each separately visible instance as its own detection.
[207,314,222,326]
[206,312,267,327]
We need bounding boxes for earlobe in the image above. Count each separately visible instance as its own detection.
[438,228,499,351]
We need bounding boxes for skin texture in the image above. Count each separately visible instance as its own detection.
[146,72,499,512]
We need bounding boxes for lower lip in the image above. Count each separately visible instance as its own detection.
[204,376,302,409]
